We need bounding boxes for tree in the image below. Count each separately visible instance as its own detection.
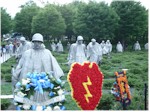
[14,1,40,40]
[1,8,12,35]
[31,4,66,41]
[111,1,148,45]
[57,4,77,41]
[73,1,119,42]
[68,1,87,41]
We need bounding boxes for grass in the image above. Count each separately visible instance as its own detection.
[1,47,148,110]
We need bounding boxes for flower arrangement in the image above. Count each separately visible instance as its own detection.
[14,72,66,110]
[111,71,131,107]
[67,62,104,110]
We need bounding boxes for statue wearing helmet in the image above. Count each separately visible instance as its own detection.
[77,35,83,41]
[32,33,43,42]
[56,40,64,52]
[16,36,32,61]
[31,33,45,50]
[134,41,141,51]
[87,38,103,64]
[67,35,87,66]
[116,41,123,52]
[13,33,64,103]
[51,41,56,51]
[105,40,112,53]
[100,40,105,48]
[20,36,26,41]
[14,33,64,80]
[105,40,112,58]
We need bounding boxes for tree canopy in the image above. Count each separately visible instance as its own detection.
[13,1,40,39]
[32,4,66,40]
[1,8,12,35]
[1,0,148,45]
[74,1,119,42]
[111,1,148,44]
[57,4,77,41]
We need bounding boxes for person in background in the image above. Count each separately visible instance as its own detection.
[9,42,14,56]
[0,45,2,57]
[5,44,9,54]
[2,45,6,61]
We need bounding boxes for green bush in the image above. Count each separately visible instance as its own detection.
[101,65,111,70]
[100,58,113,66]
[1,67,12,74]
[1,84,12,95]
[142,67,148,72]
[1,73,4,79]
[1,99,11,110]
[1,67,12,80]
[61,65,69,73]
[128,90,145,110]
[97,94,115,110]
[135,57,144,61]
[130,62,140,66]
[102,71,114,78]
[1,57,16,79]
[128,77,143,88]
[5,74,12,82]
[0,49,148,110]
[127,73,139,79]
[130,68,142,74]
[64,95,80,110]
[64,82,71,91]
[141,72,148,81]
[103,79,115,89]
[111,59,121,63]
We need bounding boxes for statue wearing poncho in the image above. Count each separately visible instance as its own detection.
[100,40,107,55]
[15,36,32,61]
[134,41,141,51]
[105,40,112,54]
[87,38,103,64]
[13,33,64,102]
[56,40,64,52]
[51,42,56,51]
[67,36,87,66]
[144,43,148,50]
[116,41,123,52]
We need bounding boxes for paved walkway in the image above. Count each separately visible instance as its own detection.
[0,95,13,99]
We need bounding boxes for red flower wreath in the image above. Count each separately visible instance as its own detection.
[67,62,104,110]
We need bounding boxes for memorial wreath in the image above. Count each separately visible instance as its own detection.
[68,62,104,110]
[111,71,131,108]
[13,72,66,110]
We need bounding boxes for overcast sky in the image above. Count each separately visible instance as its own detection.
[0,0,149,18]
